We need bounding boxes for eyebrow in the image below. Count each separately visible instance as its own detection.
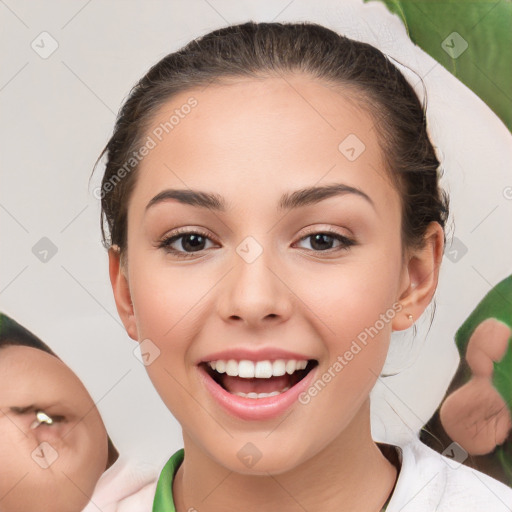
[145,183,375,213]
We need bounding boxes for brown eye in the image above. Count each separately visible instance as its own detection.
[158,228,218,258]
[296,230,355,252]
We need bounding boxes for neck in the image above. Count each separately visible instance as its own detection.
[173,399,398,512]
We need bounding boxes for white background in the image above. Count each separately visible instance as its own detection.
[1,0,511,469]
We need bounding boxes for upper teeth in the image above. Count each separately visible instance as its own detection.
[207,359,308,378]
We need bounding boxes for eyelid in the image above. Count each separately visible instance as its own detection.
[298,225,354,240]
[158,227,217,245]
[158,225,353,244]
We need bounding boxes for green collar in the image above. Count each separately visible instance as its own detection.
[152,448,184,512]
[152,448,392,511]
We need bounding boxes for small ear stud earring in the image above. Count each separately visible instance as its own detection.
[407,314,413,321]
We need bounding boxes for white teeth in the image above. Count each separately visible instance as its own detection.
[225,359,239,377]
[297,360,308,370]
[255,361,273,378]
[238,360,255,378]
[234,386,291,399]
[272,359,286,376]
[206,359,309,378]
[285,360,295,374]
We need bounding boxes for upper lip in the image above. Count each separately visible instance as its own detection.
[197,348,317,365]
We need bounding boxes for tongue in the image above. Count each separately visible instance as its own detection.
[221,374,291,394]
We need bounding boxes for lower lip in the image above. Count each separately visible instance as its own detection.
[197,364,319,421]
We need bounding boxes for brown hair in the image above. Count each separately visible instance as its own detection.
[94,21,449,257]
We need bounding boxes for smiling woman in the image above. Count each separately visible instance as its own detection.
[93,21,511,512]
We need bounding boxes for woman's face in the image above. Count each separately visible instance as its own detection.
[112,75,429,473]
[0,346,108,512]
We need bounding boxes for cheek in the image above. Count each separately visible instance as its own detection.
[130,252,194,333]
[58,415,108,491]
[128,256,207,406]
[129,251,216,360]
[290,252,402,399]
[0,432,28,497]
[294,252,402,337]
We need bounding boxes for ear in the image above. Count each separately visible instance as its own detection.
[392,221,445,331]
[108,247,138,341]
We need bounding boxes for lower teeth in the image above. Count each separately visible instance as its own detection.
[232,386,290,399]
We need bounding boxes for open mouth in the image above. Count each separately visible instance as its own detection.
[200,359,319,399]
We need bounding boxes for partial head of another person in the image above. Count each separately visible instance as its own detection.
[0,313,117,512]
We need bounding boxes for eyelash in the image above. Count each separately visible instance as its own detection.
[157,227,356,259]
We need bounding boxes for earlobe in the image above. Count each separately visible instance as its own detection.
[108,247,139,341]
[392,222,445,332]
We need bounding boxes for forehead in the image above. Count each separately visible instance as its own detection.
[0,344,59,368]
[132,74,397,215]
[0,346,87,402]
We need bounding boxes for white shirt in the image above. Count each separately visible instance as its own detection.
[81,437,512,511]
[81,457,157,512]
[387,436,512,511]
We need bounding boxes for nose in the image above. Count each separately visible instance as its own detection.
[216,244,293,327]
